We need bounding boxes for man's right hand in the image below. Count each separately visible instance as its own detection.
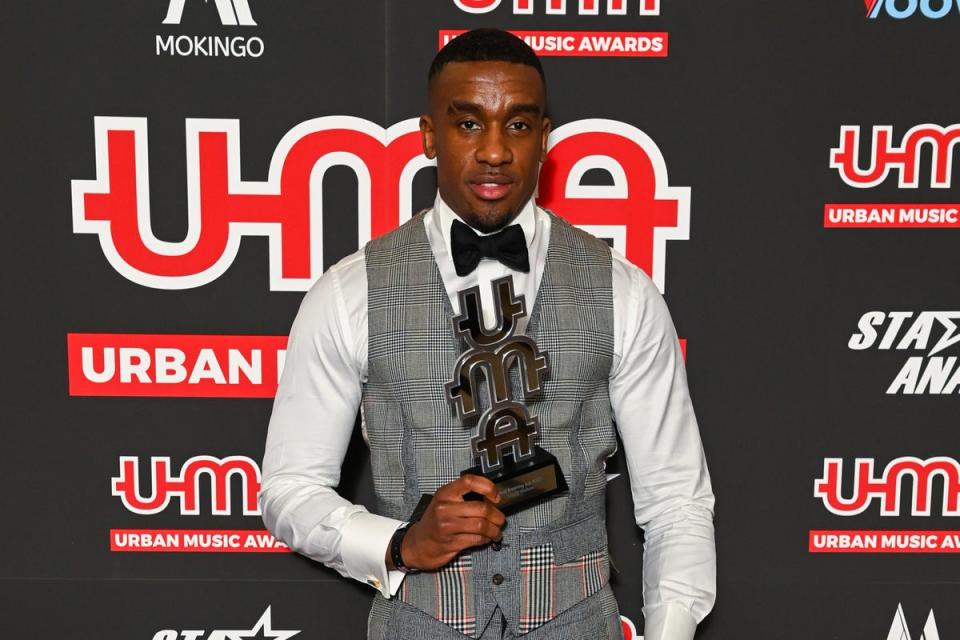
[399,475,506,571]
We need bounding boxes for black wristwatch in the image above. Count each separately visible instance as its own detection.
[389,493,433,575]
[389,523,419,574]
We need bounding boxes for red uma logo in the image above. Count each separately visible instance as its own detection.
[72,117,689,293]
[830,124,960,189]
[112,455,261,515]
[815,457,960,516]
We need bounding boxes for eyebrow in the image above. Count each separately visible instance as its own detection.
[508,103,543,117]
[447,101,543,117]
[448,101,482,115]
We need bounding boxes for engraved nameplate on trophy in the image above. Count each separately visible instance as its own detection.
[445,275,567,511]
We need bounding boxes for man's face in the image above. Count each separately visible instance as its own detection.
[421,61,551,233]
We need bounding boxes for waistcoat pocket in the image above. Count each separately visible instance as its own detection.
[542,513,608,565]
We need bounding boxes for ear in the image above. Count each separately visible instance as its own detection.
[539,116,552,163]
[420,115,436,159]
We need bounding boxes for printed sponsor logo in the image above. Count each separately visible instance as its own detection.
[825,125,960,228]
[156,0,264,58]
[72,117,689,294]
[816,457,960,517]
[110,455,289,553]
[152,606,300,640]
[439,29,667,57]
[830,125,960,189]
[163,0,257,26]
[810,530,960,553]
[848,312,960,395]
[823,205,958,228]
[810,457,960,554]
[447,1,668,57]
[112,529,286,553]
[453,0,661,15]
[866,0,960,19]
[112,455,261,515]
[885,603,940,640]
[67,333,286,398]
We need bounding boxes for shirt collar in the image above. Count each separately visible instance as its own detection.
[432,193,537,259]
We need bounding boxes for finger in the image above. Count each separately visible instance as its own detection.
[454,474,500,503]
[444,500,506,527]
[446,516,503,540]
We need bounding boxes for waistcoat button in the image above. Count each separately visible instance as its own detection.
[492,573,504,585]
[491,540,502,551]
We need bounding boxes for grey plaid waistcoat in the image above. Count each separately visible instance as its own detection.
[363,210,622,639]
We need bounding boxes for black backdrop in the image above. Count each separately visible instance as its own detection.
[3,1,960,637]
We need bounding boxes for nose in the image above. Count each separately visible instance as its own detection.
[475,127,513,167]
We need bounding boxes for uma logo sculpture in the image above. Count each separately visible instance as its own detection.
[445,276,565,508]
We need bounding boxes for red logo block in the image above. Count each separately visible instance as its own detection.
[73,117,689,294]
[67,333,287,398]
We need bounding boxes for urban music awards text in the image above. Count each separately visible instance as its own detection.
[809,531,960,553]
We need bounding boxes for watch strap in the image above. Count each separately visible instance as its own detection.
[390,493,434,575]
[390,523,418,574]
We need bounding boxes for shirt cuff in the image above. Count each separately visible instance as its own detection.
[339,510,407,598]
[642,603,697,640]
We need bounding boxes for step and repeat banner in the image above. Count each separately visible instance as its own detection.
[2,0,959,637]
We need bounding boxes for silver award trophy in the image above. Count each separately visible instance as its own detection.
[445,275,567,511]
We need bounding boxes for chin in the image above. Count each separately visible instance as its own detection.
[472,211,514,233]
[465,202,519,233]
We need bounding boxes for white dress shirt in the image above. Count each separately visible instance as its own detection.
[260,194,716,640]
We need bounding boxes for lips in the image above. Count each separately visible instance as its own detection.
[468,174,515,201]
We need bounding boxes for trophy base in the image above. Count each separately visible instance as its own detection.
[461,446,568,512]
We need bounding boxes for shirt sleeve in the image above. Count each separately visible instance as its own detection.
[258,255,406,598]
[609,261,717,640]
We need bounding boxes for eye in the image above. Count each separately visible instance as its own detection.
[459,120,480,131]
[508,121,531,131]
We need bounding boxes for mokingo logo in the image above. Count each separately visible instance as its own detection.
[886,603,940,640]
[848,311,960,394]
[163,0,257,26]
[866,0,960,19]
[156,0,264,58]
[453,0,661,15]
[824,125,960,229]
[152,606,300,640]
[72,117,689,293]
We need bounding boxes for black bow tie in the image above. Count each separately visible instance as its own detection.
[450,219,530,277]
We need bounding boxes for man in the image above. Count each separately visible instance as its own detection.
[260,28,715,640]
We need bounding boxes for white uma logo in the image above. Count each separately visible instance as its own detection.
[887,603,940,640]
[163,0,257,26]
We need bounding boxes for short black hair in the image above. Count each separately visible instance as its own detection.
[428,28,545,88]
